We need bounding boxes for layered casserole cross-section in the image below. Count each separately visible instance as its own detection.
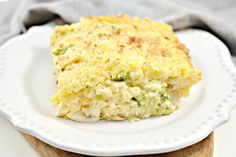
[50,15,201,122]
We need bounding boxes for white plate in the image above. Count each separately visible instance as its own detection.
[0,26,236,156]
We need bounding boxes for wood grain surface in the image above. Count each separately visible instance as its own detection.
[22,133,213,157]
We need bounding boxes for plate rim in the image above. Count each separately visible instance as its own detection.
[0,26,236,156]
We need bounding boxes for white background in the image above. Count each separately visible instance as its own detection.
[0,57,236,157]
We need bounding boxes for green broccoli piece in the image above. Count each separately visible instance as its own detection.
[112,70,130,81]
[53,44,73,56]
[53,47,68,56]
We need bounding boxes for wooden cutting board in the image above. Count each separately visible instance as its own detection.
[22,132,213,157]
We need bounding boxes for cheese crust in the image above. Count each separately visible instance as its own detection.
[50,15,201,122]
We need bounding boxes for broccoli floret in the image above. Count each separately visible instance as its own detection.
[53,47,68,56]
[53,44,73,56]
[161,93,170,101]
[112,70,130,82]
